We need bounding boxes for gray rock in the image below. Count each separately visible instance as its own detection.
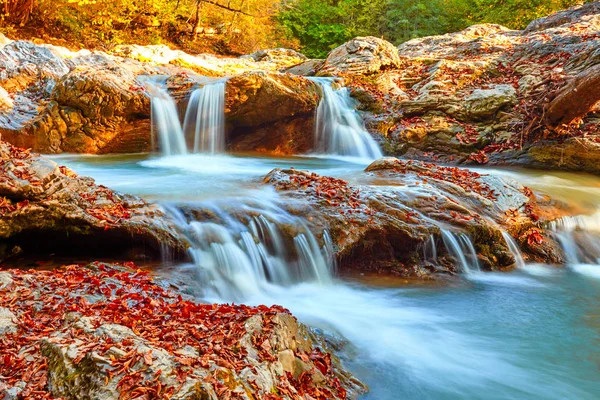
[465,84,517,120]
[0,307,17,335]
[0,271,13,289]
[319,36,401,76]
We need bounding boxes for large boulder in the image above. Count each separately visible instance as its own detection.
[242,48,308,68]
[524,2,600,32]
[0,264,365,399]
[264,159,569,277]
[0,141,187,261]
[225,71,322,155]
[465,84,517,120]
[27,63,152,154]
[0,40,69,92]
[318,36,401,76]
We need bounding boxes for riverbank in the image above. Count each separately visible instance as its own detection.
[0,262,365,399]
[1,2,600,399]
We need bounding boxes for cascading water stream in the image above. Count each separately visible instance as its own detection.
[141,76,226,155]
[441,230,481,274]
[162,197,334,300]
[311,77,383,159]
[182,81,226,154]
[142,76,188,156]
[50,153,600,399]
[501,231,526,268]
[548,211,600,277]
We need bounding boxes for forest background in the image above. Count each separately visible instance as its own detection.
[0,0,593,57]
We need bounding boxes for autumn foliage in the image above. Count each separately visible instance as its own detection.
[0,263,346,399]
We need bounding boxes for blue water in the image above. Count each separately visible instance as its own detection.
[54,153,600,400]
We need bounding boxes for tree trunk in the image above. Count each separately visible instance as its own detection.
[1,0,34,25]
[192,0,203,38]
[543,64,600,131]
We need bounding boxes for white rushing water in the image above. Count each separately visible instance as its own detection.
[163,196,334,300]
[52,153,600,399]
[182,81,226,154]
[441,230,481,274]
[146,78,188,156]
[142,76,226,155]
[549,211,600,278]
[311,77,383,160]
[162,195,588,400]
[501,231,526,269]
[144,74,382,159]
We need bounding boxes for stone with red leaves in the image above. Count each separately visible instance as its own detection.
[0,141,187,262]
[264,159,572,276]
[314,4,600,173]
[0,263,365,400]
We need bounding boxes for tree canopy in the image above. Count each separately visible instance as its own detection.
[0,0,593,56]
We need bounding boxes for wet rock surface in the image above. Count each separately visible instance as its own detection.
[0,263,365,399]
[225,72,321,155]
[0,141,187,261]
[300,4,600,173]
[318,37,402,76]
[264,158,571,277]
[0,37,316,155]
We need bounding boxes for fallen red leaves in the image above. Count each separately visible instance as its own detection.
[388,160,498,201]
[526,230,545,246]
[288,171,376,218]
[0,264,344,399]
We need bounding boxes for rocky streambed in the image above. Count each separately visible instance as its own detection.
[0,263,365,400]
[1,2,600,399]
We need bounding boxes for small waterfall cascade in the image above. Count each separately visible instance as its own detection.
[140,76,226,156]
[501,231,526,268]
[144,77,188,156]
[311,77,383,159]
[441,230,481,274]
[182,81,226,154]
[549,212,600,266]
[423,235,438,263]
[162,198,334,300]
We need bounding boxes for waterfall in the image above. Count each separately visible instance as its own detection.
[441,230,480,274]
[423,234,438,263]
[501,231,526,268]
[147,79,188,156]
[549,212,600,268]
[311,77,383,159]
[141,76,226,155]
[182,81,226,154]
[162,198,333,300]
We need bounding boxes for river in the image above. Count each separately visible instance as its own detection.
[52,152,600,400]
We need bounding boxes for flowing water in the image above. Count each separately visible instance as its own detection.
[53,152,600,399]
[52,69,600,400]
[142,76,382,160]
[141,76,226,155]
[309,77,382,159]
[182,81,226,154]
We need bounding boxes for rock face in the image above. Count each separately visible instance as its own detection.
[28,63,152,153]
[0,142,187,261]
[264,159,569,277]
[225,72,322,155]
[242,48,308,68]
[0,38,318,155]
[301,4,600,173]
[0,264,365,399]
[319,36,402,76]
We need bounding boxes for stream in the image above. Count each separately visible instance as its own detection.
[52,152,600,399]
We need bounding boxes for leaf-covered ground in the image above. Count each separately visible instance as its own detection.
[0,263,350,399]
